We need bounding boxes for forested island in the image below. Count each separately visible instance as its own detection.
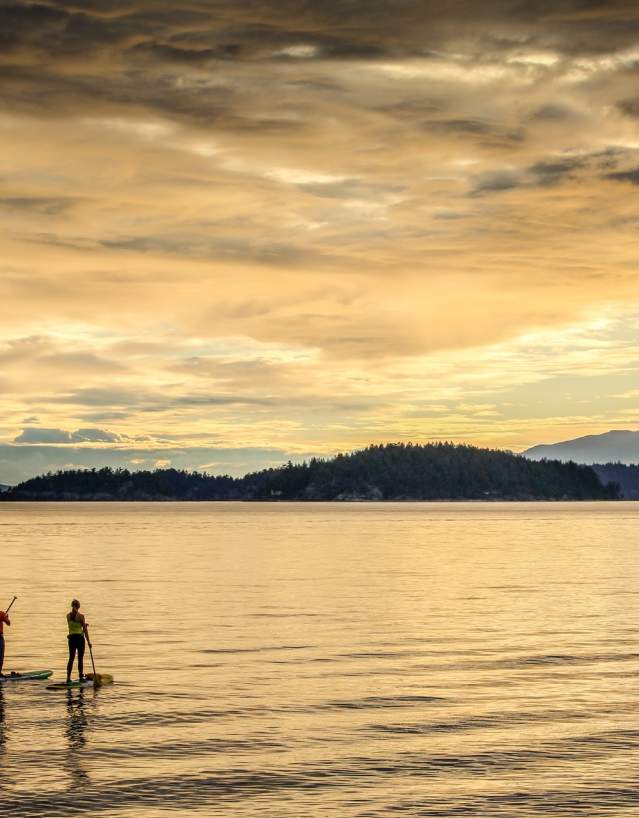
[0,442,622,501]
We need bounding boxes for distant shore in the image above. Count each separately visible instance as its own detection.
[0,442,623,502]
[0,497,624,505]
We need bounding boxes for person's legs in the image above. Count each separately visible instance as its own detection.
[67,636,77,682]
[0,635,4,675]
[77,637,85,680]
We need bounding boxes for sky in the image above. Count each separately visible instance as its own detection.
[2,0,639,483]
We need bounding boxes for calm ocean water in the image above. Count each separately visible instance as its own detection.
[1,501,639,817]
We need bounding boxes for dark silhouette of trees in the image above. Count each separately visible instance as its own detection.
[0,443,620,501]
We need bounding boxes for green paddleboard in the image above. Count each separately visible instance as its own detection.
[46,679,94,690]
[0,670,53,682]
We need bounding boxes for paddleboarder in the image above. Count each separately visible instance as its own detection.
[67,600,91,684]
[0,608,10,677]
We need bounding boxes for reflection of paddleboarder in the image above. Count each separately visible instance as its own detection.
[67,600,91,684]
[65,688,91,788]
[66,688,88,749]
[0,686,5,759]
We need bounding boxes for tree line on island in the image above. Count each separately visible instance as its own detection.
[591,462,639,500]
[0,442,625,501]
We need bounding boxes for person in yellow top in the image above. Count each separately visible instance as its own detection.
[67,600,91,684]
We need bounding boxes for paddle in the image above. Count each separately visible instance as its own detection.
[86,632,113,687]
[1,597,16,679]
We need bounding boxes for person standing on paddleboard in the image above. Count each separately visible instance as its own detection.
[67,600,91,684]
[0,608,10,677]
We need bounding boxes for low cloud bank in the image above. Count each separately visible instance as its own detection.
[14,427,126,444]
[0,444,308,486]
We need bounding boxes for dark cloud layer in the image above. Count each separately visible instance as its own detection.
[0,196,79,215]
[608,167,639,185]
[4,1,639,62]
[3,1,639,125]
[471,150,634,196]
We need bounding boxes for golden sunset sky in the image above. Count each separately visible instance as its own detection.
[1,0,639,481]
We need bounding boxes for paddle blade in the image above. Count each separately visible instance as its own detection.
[87,673,114,686]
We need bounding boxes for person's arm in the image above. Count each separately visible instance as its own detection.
[81,615,91,646]
[0,611,9,627]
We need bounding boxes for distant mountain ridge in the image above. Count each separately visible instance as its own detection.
[0,442,619,501]
[524,430,639,465]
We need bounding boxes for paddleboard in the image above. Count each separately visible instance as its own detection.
[46,679,93,690]
[0,670,53,682]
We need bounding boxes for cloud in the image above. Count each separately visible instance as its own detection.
[617,98,639,118]
[3,1,639,71]
[14,426,125,444]
[528,158,584,186]
[529,104,582,121]
[48,386,276,410]
[0,197,80,215]
[297,179,405,201]
[469,150,628,196]
[607,167,639,184]
[13,428,74,444]
[71,427,124,443]
[0,443,309,485]
[470,169,522,195]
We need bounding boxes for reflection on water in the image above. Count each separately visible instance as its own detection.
[0,686,5,764]
[0,501,638,817]
[65,689,91,790]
